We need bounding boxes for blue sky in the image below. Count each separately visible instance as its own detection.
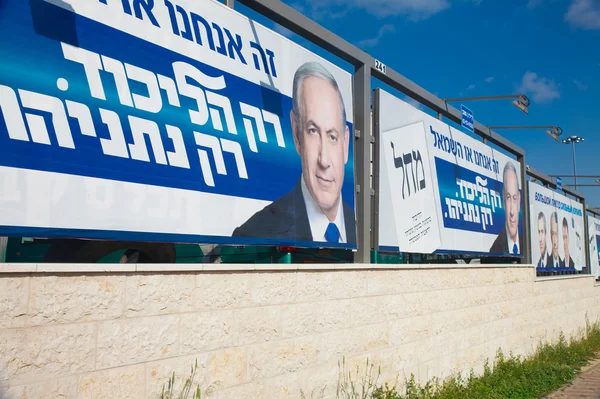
[235,0,600,207]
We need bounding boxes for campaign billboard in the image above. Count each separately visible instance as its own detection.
[529,182,585,271]
[588,215,600,278]
[0,0,356,249]
[376,89,523,256]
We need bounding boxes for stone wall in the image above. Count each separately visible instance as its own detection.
[0,264,598,398]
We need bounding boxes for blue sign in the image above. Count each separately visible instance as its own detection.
[556,177,562,191]
[461,105,474,133]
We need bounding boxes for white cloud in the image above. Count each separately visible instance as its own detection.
[518,71,560,103]
[295,0,479,21]
[466,83,476,90]
[573,79,588,90]
[565,0,600,29]
[485,76,495,83]
[358,24,395,47]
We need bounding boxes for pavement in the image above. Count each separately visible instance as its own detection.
[547,357,600,399]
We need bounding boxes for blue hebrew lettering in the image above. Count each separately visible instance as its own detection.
[132,0,160,27]
[191,12,215,50]
[224,28,246,64]
[211,23,228,56]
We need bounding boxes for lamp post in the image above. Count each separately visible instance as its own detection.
[442,94,530,115]
[562,135,585,190]
[487,125,563,142]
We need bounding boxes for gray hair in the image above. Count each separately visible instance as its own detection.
[502,161,519,195]
[538,211,546,233]
[551,211,559,227]
[292,62,347,135]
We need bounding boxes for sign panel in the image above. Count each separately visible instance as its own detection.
[461,105,474,133]
[377,90,523,256]
[529,182,585,271]
[588,215,600,278]
[556,177,562,191]
[0,0,356,249]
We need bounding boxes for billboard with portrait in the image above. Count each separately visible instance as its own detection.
[376,89,523,256]
[0,0,356,249]
[588,215,600,278]
[529,182,585,272]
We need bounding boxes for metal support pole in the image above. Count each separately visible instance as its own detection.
[437,112,442,121]
[519,156,531,264]
[225,0,234,8]
[583,198,591,274]
[571,141,578,190]
[354,63,372,264]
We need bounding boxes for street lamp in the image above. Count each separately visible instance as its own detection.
[562,135,585,190]
[442,94,530,115]
[487,125,563,142]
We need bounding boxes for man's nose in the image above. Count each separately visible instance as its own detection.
[317,137,331,169]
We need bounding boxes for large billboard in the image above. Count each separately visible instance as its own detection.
[529,182,585,271]
[0,0,356,249]
[588,215,600,278]
[376,90,523,256]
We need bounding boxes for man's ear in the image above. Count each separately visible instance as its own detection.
[291,110,301,153]
[344,125,350,164]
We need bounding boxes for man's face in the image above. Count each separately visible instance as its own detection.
[292,76,349,220]
[538,218,546,256]
[550,218,559,258]
[562,225,569,260]
[503,170,520,241]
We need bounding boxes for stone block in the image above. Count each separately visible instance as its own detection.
[180,311,234,354]
[350,296,382,326]
[206,380,265,399]
[234,306,282,346]
[261,371,302,399]
[0,324,96,385]
[0,277,29,329]
[78,364,145,399]
[250,272,297,306]
[5,377,77,399]
[126,274,194,317]
[247,336,320,379]
[96,315,178,369]
[29,276,125,326]
[195,273,253,310]
[282,300,351,338]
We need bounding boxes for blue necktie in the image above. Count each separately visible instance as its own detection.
[512,243,518,255]
[325,223,340,243]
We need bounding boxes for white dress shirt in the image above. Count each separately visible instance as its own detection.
[301,176,346,243]
[507,230,520,254]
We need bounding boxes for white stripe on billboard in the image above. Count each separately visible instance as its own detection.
[377,89,523,256]
[529,182,585,271]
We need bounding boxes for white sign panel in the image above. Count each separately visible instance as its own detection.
[529,182,585,271]
[377,89,523,256]
[588,215,600,278]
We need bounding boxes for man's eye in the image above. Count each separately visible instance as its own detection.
[308,128,317,135]
[329,134,338,142]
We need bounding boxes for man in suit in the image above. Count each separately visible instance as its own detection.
[536,212,552,268]
[490,161,522,254]
[549,212,562,268]
[561,217,575,268]
[232,62,356,245]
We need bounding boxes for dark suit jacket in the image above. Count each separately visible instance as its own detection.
[537,253,553,268]
[232,181,357,245]
[489,227,523,255]
[549,255,562,268]
[560,256,575,268]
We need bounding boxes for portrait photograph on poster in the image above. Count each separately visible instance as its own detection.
[588,214,600,279]
[0,0,356,250]
[529,182,586,274]
[376,89,523,257]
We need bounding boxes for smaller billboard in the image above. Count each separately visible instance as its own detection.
[529,182,585,272]
[377,89,523,256]
[588,215,600,279]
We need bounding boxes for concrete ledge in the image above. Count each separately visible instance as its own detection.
[0,262,534,274]
[535,274,595,282]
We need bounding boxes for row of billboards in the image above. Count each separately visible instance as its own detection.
[0,0,597,275]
